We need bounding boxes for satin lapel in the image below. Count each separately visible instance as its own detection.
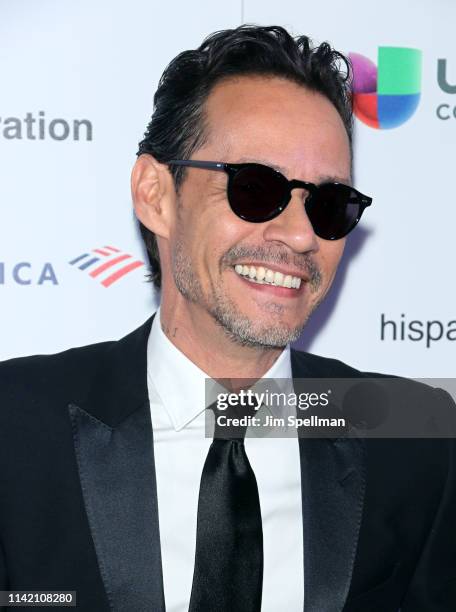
[291,350,366,612]
[68,314,165,612]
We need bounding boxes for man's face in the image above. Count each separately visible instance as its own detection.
[168,75,351,348]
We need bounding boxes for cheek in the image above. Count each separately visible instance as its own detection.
[318,240,345,280]
[178,206,250,280]
[176,175,246,262]
[200,207,253,262]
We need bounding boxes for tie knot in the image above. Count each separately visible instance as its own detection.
[208,393,261,440]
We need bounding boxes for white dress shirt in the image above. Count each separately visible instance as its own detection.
[147,307,304,611]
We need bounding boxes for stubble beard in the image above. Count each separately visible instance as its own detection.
[172,239,323,349]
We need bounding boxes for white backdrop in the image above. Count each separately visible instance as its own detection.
[1,0,455,377]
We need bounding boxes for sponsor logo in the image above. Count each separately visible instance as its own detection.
[349,47,422,129]
[0,262,58,285]
[0,246,144,287]
[436,59,456,120]
[381,314,456,348]
[0,110,92,141]
[68,245,144,287]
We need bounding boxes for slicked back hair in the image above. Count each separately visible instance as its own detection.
[137,25,353,288]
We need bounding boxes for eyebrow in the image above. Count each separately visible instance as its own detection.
[235,156,352,186]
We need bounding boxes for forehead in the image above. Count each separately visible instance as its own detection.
[202,75,351,181]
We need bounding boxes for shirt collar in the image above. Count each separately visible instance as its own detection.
[147,306,292,431]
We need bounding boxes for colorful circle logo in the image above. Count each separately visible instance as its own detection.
[349,47,422,129]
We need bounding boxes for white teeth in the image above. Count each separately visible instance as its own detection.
[274,271,284,285]
[256,266,266,281]
[233,264,302,289]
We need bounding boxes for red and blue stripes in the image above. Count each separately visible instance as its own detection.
[69,245,144,287]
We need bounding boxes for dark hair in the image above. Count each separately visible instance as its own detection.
[137,24,353,288]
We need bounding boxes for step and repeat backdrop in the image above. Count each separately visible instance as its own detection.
[1,0,454,376]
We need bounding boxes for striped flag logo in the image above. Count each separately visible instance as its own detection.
[69,246,145,287]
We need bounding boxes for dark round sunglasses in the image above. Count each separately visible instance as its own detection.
[167,159,372,240]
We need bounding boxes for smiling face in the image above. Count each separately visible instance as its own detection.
[165,75,351,348]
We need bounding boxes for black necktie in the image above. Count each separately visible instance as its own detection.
[188,401,263,612]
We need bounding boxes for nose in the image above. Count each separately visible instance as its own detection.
[261,189,319,254]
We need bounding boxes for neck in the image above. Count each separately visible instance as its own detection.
[159,297,284,381]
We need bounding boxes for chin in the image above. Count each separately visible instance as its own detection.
[243,314,305,345]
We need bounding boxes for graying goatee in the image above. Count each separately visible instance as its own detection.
[172,240,323,348]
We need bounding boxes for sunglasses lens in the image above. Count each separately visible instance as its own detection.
[305,184,362,240]
[228,165,287,222]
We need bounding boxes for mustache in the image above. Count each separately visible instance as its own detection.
[221,245,322,289]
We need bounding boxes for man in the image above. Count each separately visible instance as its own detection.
[0,25,454,612]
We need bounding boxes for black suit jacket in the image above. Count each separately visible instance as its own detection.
[0,314,455,611]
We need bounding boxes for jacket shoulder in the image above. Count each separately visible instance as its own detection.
[291,347,455,410]
[0,339,116,406]
[291,348,367,378]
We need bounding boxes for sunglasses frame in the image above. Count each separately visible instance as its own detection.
[167,159,372,239]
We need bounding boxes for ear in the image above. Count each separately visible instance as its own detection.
[131,154,176,240]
